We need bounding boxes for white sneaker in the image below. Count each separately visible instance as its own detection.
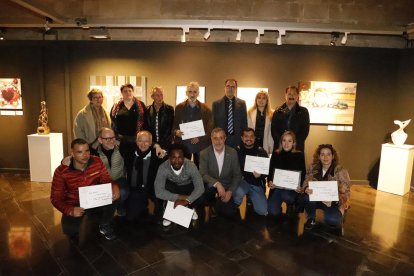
[162,219,171,227]
[192,210,198,220]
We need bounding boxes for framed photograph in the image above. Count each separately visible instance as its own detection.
[299,81,357,125]
[176,86,205,105]
[0,78,23,115]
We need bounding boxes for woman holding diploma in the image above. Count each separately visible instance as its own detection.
[302,144,350,230]
[267,131,306,217]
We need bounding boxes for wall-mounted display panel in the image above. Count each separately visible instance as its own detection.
[299,81,357,125]
[0,78,22,115]
[90,75,147,111]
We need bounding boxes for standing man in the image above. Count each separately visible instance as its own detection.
[73,89,111,149]
[271,86,310,152]
[154,143,205,226]
[212,79,247,148]
[122,130,166,222]
[145,87,174,150]
[173,81,212,167]
[199,128,242,217]
[233,128,268,216]
[51,138,120,241]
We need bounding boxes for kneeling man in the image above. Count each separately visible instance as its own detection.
[155,143,204,227]
[51,138,120,241]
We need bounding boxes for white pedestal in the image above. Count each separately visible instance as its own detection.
[377,143,414,196]
[27,133,63,182]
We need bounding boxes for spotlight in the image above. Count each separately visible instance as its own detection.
[341,32,349,45]
[181,27,189,43]
[277,29,285,45]
[90,27,110,39]
[44,17,52,32]
[255,29,264,45]
[236,29,242,41]
[330,32,340,46]
[203,28,211,40]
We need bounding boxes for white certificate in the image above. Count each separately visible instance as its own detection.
[308,181,339,202]
[79,183,112,209]
[244,155,270,175]
[273,169,301,190]
[179,120,205,140]
[163,201,194,228]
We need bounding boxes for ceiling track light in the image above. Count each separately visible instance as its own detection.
[330,32,340,46]
[255,29,264,45]
[44,17,52,32]
[181,27,189,43]
[75,17,89,29]
[341,32,350,45]
[90,27,110,39]
[277,29,286,45]
[203,28,211,40]
[236,29,242,41]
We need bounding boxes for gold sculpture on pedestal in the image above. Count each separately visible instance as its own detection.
[37,101,50,135]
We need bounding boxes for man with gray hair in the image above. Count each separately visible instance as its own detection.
[145,86,174,150]
[172,81,213,167]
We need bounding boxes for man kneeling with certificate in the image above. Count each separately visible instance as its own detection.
[155,143,204,227]
[51,138,120,241]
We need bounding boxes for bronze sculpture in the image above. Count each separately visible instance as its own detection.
[37,101,50,134]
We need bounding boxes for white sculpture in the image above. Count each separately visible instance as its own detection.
[391,119,411,145]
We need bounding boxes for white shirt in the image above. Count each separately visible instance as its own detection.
[213,148,225,176]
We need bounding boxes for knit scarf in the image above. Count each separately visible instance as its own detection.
[134,147,152,188]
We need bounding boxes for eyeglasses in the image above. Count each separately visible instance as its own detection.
[101,136,116,141]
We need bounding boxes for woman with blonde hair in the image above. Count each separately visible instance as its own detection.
[247,91,274,154]
[267,131,306,217]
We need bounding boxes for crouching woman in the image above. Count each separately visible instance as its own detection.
[302,144,350,230]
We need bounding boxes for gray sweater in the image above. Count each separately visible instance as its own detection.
[154,159,204,203]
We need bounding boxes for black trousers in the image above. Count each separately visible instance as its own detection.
[204,186,239,217]
[165,180,203,207]
[184,152,200,168]
[61,201,116,237]
[126,188,164,221]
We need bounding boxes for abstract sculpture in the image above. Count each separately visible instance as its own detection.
[391,119,411,146]
[37,101,50,134]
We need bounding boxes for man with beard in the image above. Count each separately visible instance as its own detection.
[172,81,212,167]
[271,86,310,152]
[123,130,166,221]
[154,143,204,227]
[233,128,268,216]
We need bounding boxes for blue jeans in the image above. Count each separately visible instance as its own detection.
[233,180,267,216]
[267,188,298,216]
[303,195,343,227]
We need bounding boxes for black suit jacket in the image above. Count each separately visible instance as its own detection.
[212,96,247,148]
[271,102,310,152]
[145,102,174,150]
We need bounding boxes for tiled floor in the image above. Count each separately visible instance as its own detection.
[1,172,414,275]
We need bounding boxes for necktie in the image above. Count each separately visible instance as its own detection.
[228,100,234,135]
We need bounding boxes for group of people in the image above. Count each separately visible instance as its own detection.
[50,79,350,241]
